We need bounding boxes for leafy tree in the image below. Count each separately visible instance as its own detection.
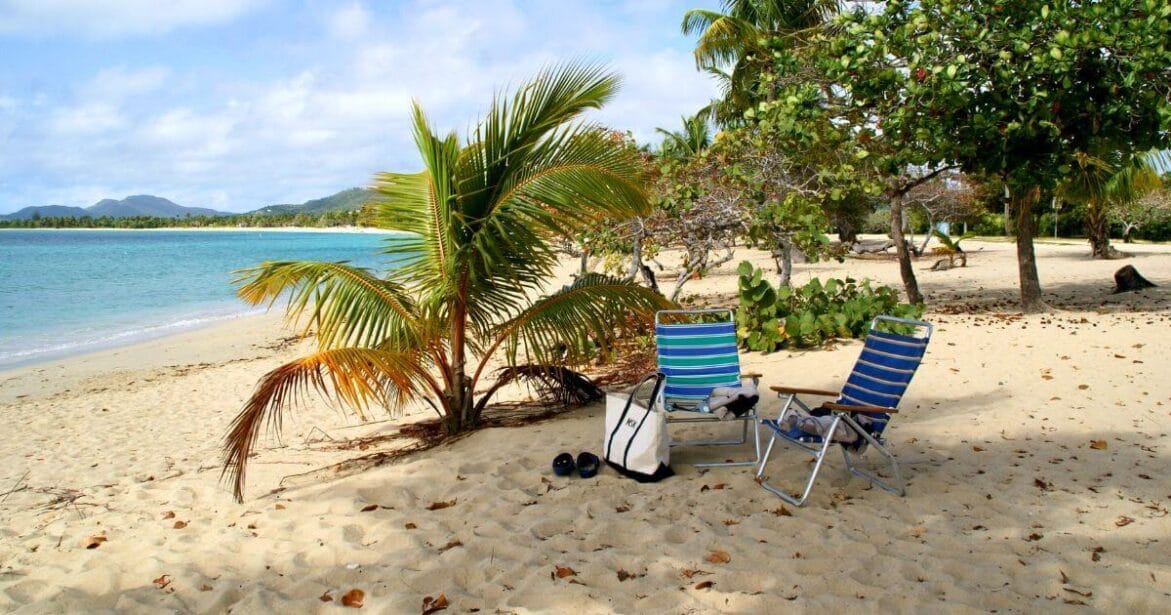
[221,64,670,500]
[833,0,1171,311]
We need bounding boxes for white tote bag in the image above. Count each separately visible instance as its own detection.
[603,373,674,482]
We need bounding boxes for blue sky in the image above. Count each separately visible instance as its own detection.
[0,0,720,214]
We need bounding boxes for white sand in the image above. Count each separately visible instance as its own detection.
[1,239,1169,612]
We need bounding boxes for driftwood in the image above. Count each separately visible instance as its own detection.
[1112,265,1156,294]
[850,239,895,254]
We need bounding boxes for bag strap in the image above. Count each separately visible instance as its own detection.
[605,373,663,462]
[619,373,665,466]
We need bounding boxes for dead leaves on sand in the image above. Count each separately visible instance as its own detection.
[83,533,107,549]
[703,550,731,564]
[1089,439,1108,450]
[426,499,456,511]
[340,589,365,608]
[421,593,448,614]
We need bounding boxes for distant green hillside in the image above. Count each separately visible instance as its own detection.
[1,205,91,220]
[250,188,375,216]
[1,195,231,220]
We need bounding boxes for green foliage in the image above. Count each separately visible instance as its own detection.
[735,261,922,352]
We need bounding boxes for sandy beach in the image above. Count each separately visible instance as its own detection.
[2,238,1169,613]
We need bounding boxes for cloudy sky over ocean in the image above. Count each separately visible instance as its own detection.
[0,0,720,213]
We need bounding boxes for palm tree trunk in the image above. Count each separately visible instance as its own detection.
[890,194,923,304]
[1013,188,1047,313]
[1085,201,1117,259]
[447,277,474,434]
[772,237,793,287]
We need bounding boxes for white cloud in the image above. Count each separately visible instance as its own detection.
[49,103,125,136]
[83,66,169,101]
[328,2,369,40]
[0,0,262,38]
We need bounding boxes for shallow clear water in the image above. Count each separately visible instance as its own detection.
[0,230,402,369]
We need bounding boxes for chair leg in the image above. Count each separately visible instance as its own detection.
[756,416,840,507]
[692,413,761,468]
[839,415,906,496]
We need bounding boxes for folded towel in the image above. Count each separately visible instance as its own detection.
[707,384,759,420]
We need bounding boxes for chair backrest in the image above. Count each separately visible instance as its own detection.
[838,315,932,421]
[655,309,742,409]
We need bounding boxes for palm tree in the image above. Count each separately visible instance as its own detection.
[655,112,713,161]
[222,64,671,501]
[1059,149,1167,258]
[681,0,841,119]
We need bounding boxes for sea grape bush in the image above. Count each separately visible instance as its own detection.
[735,261,923,352]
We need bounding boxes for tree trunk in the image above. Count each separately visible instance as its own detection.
[1013,188,1047,313]
[773,237,793,287]
[890,194,923,304]
[626,223,643,283]
[1003,199,1013,236]
[446,278,474,433]
[1085,202,1118,259]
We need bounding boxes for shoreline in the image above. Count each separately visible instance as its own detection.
[0,225,401,234]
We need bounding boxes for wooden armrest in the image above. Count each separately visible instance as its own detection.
[822,402,898,414]
[770,385,838,397]
[741,372,762,380]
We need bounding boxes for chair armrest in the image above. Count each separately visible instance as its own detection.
[822,402,898,414]
[741,371,762,385]
[770,385,838,397]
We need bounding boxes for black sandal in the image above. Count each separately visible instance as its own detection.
[552,452,575,476]
[576,452,600,478]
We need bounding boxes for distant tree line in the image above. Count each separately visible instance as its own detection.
[0,209,364,229]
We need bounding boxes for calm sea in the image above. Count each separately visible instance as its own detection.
[0,229,402,369]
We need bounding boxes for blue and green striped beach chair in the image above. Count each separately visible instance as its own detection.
[655,309,761,468]
[756,315,932,506]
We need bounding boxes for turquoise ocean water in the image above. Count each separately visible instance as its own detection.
[0,230,400,369]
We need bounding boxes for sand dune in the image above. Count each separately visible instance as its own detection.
[2,239,1169,612]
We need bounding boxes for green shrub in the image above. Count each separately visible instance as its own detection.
[735,261,923,352]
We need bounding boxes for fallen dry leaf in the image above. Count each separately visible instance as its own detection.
[422,593,449,614]
[1034,478,1050,490]
[1091,546,1105,562]
[405,522,418,530]
[1059,570,1070,584]
[173,520,188,530]
[1089,440,1107,450]
[341,588,365,608]
[200,584,213,592]
[438,540,462,553]
[554,565,576,579]
[361,504,379,512]
[1064,587,1093,597]
[1115,516,1134,527]
[162,511,175,519]
[704,550,731,564]
[908,526,928,538]
[771,506,792,517]
[83,534,107,549]
[274,503,286,510]
[694,580,715,590]
[1026,532,1044,542]
[153,574,171,589]
[680,568,711,579]
[427,500,456,511]
[320,591,333,602]
[1078,384,1090,390]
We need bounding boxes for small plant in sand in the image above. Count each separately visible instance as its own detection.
[736,262,922,352]
[222,63,670,500]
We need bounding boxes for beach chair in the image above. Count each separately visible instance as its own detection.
[756,315,932,506]
[655,309,761,468]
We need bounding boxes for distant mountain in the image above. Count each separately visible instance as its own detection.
[0,195,231,220]
[86,195,229,218]
[250,188,375,216]
[1,205,91,220]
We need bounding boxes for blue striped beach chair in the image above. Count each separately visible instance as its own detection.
[655,309,761,468]
[756,315,932,506]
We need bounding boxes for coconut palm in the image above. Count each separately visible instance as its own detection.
[655,112,713,161]
[1059,149,1168,258]
[222,63,671,501]
[682,0,841,118]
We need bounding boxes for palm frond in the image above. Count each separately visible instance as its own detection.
[221,347,432,501]
[481,274,671,379]
[234,260,419,350]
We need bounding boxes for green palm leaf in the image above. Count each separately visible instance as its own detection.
[234,260,419,350]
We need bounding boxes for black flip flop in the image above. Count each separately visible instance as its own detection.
[552,452,575,477]
[576,452,600,479]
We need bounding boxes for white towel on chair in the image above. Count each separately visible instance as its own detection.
[707,384,759,420]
